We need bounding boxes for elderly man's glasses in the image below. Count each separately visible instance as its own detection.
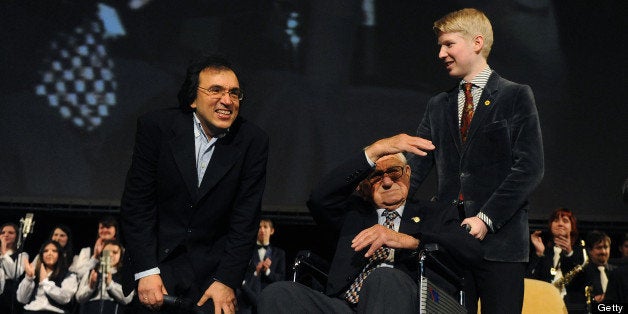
[198,85,244,101]
[367,166,405,185]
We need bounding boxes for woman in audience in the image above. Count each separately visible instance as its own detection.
[0,222,29,312]
[16,240,78,313]
[527,207,586,300]
[75,239,134,313]
[70,216,118,279]
[31,225,76,271]
[49,225,75,267]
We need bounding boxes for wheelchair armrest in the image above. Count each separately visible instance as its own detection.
[419,243,465,289]
[292,250,330,293]
[293,250,330,277]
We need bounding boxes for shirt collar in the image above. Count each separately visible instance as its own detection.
[377,204,405,218]
[461,66,492,89]
[193,112,228,141]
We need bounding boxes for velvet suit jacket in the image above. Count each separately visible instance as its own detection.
[120,108,268,292]
[307,152,483,297]
[410,71,544,262]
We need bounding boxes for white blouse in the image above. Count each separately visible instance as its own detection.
[75,267,134,305]
[16,271,78,313]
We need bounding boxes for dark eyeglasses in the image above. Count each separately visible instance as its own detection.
[198,85,244,101]
[367,165,405,185]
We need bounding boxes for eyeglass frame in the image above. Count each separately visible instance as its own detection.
[197,85,244,101]
[366,165,406,185]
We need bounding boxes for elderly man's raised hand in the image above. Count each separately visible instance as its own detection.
[365,134,434,163]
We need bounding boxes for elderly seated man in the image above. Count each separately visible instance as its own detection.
[258,134,482,313]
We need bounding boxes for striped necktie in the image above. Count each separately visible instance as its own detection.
[460,82,474,142]
[344,210,399,304]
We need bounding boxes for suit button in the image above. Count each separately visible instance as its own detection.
[164,248,170,254]
[187,228,192,233]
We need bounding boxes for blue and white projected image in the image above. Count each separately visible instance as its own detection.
[0,1,625,221]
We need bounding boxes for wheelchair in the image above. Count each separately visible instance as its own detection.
[292,242,467,313]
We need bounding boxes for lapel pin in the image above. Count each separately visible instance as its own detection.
[484,100,491,106]
[411,216,421,223]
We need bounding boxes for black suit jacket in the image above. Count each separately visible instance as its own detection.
[526,240,586,283]
[566,262,617,306]
[307,152,483,297]
[238,245,286,312]
[411,71,544,262]
[250,246,286,290]
[120,108,268,292]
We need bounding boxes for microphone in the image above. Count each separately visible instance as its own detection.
[20,213,35,237]
[17,213,35,249]
[462,224,471,232]
[100,250,111,276]
[162,295,207,314]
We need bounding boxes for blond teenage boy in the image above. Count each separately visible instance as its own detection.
[409,8,544,313]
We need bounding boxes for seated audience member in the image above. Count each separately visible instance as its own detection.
[258,135,482,313]
[71,216,118,279]
[1,222,29,313]
[526,207,586,300]
[76,239,134,313]
[16,240,78,313]
[237,218,286,314]
[568,230,617,309]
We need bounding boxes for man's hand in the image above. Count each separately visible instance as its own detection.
[461,217,488,240]
[255,258,273,275]
[197,280,236,314]
[138,274,168,310]
[262,258,272,272]
[351,224,419,258]
[530,230,545,257]
[255,261,264,274]
[365,134,435,163]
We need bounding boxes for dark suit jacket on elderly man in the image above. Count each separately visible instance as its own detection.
[258,151,482,313]
[311,153,483,296]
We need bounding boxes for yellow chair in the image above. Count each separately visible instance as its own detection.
[522,279,567,314]
[477,279,567,313]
